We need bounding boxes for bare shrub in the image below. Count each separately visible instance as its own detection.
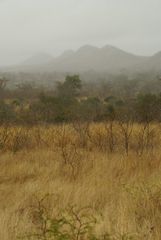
[56,124,83,179]
[32,126,46,147]
[32,125,55,148]
[72,121,90,148]
[86,123,116,153]
[87,126,107,152]
[0,124,11,151]
[118,119,134,156]
[104,121,118,153]
[135,123,158,156]
[9,128,31,153]
[17,195,138,240]
[18,196,100,240]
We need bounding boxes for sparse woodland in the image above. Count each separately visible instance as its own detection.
[1,75,161,239]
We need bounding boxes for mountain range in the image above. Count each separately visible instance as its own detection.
[1,45,161,74]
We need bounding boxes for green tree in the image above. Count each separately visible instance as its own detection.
[135,93,161,123]
[57,75,82,98]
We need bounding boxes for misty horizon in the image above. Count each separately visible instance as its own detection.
[1,43,161,67]
[0,0,161,65]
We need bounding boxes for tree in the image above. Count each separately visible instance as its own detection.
[135,93,161,123]
[0,101,15,124]
[57,75,82,98]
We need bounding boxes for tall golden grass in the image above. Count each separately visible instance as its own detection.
[0,122,161,239]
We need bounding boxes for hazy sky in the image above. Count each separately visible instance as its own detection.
[0,0,161,65]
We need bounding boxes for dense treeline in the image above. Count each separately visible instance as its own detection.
[0,74,161,124]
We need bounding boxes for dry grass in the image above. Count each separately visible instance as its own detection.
[0,123,161,239]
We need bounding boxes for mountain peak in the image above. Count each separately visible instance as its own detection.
[102,45,125,53]
[77,45,99,53]
[102,44,117,49]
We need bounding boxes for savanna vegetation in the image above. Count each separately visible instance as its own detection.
[0,74,161,239]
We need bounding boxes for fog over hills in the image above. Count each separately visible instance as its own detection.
[1,45,161,74]
[22,53,54,66]
[46,45,148,73]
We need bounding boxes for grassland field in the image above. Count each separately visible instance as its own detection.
[0,122,161,239]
